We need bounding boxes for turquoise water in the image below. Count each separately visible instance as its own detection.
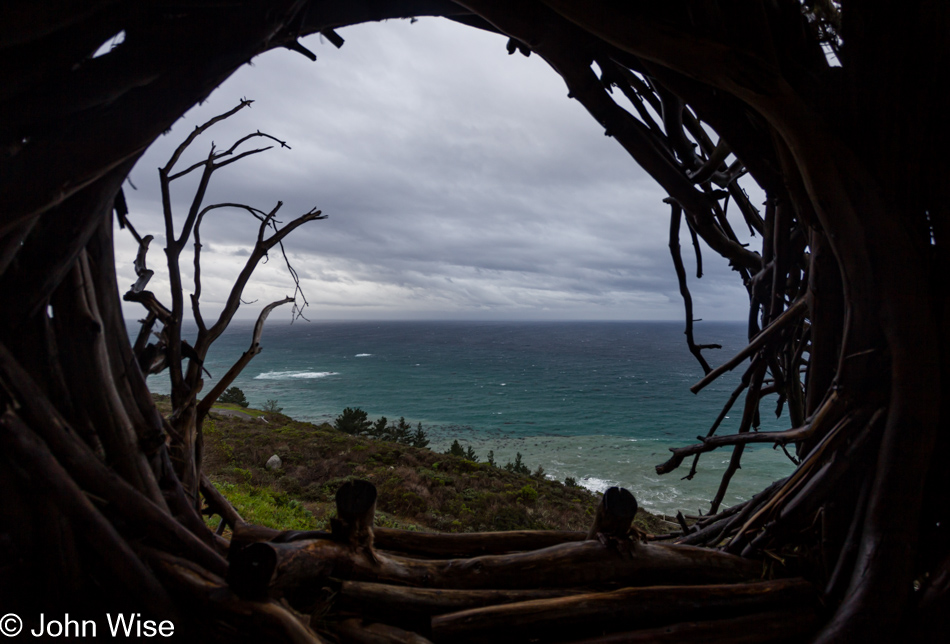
[138,320,795,515]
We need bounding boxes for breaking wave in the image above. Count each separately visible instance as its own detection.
[254,371,338,380]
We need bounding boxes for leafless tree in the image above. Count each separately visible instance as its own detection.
[124,98,324,504]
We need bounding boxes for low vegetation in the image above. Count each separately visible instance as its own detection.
[218,386,250,408]
[152,394,672,535]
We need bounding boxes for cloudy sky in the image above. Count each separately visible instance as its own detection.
[116,17,756,322]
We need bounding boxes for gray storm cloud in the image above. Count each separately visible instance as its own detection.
[117,17,754,322]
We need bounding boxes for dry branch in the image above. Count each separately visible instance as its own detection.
[0,341,228,575]
[233,522,586,558]
[656,421,818,476]
[141,547,325,644]
[565,608,819,644]
[335,619,433,644]
[668,203,716,374]
[430,578,816,642]
[690,297,807,394]
[677,478,788,547]
[335,581,580,625]
[195,295,294,424]
[0,410,177,621]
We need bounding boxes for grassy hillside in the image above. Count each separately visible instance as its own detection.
[154,395,675,535]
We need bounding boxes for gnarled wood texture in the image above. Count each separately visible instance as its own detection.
[1,2,947,641]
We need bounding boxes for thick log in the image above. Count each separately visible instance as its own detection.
[336,618,433,644]
[336,581,580,628]
[231,522,585,558]
[565,608,819,644]
[228,537,761,602]
[375,528,586,558]
[141,547,324,644]
[0,342,228,576]
[587,486,638,540]
[0,410,176,619]
[332,479,378,551]
[429,578,816,642]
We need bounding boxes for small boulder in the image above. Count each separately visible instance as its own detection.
[265,454,282,470]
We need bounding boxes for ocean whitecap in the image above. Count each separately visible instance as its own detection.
[254,371,339,380]
[355,353,373,357]
[578,476,616,494]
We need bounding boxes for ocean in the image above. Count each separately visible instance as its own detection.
[137,320,795,516]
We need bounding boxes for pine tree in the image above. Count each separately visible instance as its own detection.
[389,417,412,444]
[445,439,465,458]
[505,452,530,475]
[334,407,371,436]
[369,416,388,439]
[410,422,429,449]
[219,386,249,408]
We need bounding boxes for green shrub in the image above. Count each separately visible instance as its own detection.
[519,484,539,504]
[335,407,371,435]
[211,481,321,530]
[491,506,533,531]
[445,439,478,462]
[219,386,249,408]
[504,452,530,475]
[388,417,413,444]
[369,416,389,438]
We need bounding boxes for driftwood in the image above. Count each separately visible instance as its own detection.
[430,578,816,642]
[333,581,583,631]
[331,479,378,554]
[335,618,433,644]
[226,480,785,643]
[231,536,760,599]
[586,486,639,540]
[228,481,760,605]
[141,547,324,644]
[374,528,586,558]
[233,522,585,558]
[565,608,819,644]
[0,410,177,621]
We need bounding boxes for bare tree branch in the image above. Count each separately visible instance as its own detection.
[690,297,807,394]
[196,296,294,424]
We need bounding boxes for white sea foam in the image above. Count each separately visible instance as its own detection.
[254,371,339,380]
[420,431,794,515]
[578,476,617,494]
[355,353,373,357]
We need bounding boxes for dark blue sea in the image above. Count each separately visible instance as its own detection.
[137,320,794,515]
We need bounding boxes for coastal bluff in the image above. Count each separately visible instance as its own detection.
[154,395,675,536]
